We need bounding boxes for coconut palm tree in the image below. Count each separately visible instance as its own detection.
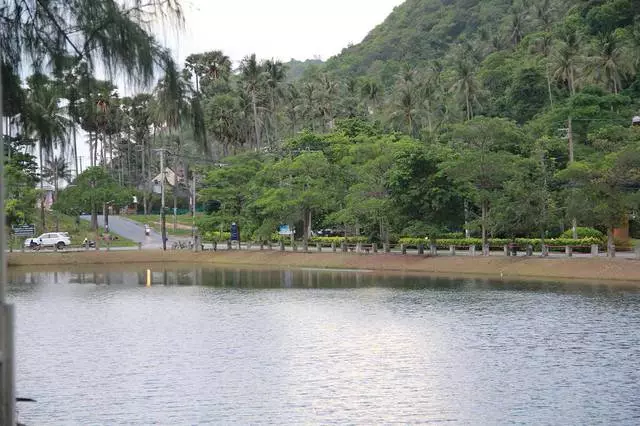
[43,156,73,231]
[264,59,286,147]
[24,74,70,231]
[239,54,265,150]
[587,32,632,94]
[360,78,380,115]
[451,58,481,121]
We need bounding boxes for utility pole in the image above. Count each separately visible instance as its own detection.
[191,173,197,244]
[0,64,17,426]
[153,148,168,250]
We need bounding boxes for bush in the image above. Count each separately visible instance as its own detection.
[397,237,604,250]
[560,227,604,240]
[203,231,231,241]
[310,236,368,244]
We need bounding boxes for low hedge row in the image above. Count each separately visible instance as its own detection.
[397,237,604,250]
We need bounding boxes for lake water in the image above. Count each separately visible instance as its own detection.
[8,266,640,425]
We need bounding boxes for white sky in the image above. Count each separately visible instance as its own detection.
[159,0,405,65]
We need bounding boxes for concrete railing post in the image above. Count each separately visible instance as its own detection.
[418,243,424,255]
[430,244,437,256]
[565,246,573,257]
[635,246,640,260]
[372,243,378,253]
[341,242,347,252]
[356,242,362,253]
[268,241,273,250]
[138,242,142,251]
[302,240,308,252]
[469,245,476,256]
[331,242,337,252]
[591,244,599,257]
[483,244,490,256]
[449,245,456,256]
[260,242,264,251]
[316,243,322,252]
[504,245,509,256]
[608,243,616,258]
[400,244,406,255]
[293,243,298,252]
[526,244,533,257]
[279,240,285,251]
[383,242,389,253]
[227,240,232,250]
[541,245,548,257]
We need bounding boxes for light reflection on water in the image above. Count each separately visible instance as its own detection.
[8,266,640,425]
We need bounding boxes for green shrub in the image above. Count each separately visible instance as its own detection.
[560,227,604,240]
[203,231,231,241]
[310,236,368,244]
[398,237,603,250]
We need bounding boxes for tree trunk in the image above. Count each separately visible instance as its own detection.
[302,209,312,243]
[173,192,177,232]
[546,64,553,107]
[73,125,79,178]
[39,141,45,231]
[54,177,59,232]
[251,91,260,150]
[91,202,97,231]
[607,226,615,258]
[481,200,488,248]
[464,200,470,238]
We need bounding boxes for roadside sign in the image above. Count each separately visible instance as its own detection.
[230,223,239,241]
[12,224,35,237]
[278,225,293,236]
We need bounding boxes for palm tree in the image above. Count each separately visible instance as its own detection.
[264,59,286,147]
[24,74,70,231]
[360,78,380,115]
[284,83,302,136]
[43,157,72,231]
[451,58,480,121]
[239,54,265,150]
[588,32,631,94]
[551,28,583,96]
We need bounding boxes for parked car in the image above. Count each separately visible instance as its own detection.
[24,232,71,250]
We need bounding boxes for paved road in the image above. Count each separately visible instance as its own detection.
[80,215,169,249]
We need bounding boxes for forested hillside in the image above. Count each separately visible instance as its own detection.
[6,0,640,253]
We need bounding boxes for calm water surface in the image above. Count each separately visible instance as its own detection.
[8,266,640,425]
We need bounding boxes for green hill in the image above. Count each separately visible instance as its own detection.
[284,58,324,82]
[324,0,638,83]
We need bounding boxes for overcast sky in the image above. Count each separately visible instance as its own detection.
[159,0,405,65]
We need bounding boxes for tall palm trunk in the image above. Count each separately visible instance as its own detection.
[251,90,260,150]
[481,200,488,248]
[54,176,59,232]
[72,125,79,178]
[39,140,46,231]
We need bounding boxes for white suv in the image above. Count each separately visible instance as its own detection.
[25,232,72,250]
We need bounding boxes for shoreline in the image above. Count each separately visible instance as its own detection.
[7,250,640,285]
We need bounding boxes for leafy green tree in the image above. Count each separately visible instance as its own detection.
[443,117,528,247]
[54,167,132,231]
[556,150,640,256]
[387,142,464,239]
[253,152,336,242]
